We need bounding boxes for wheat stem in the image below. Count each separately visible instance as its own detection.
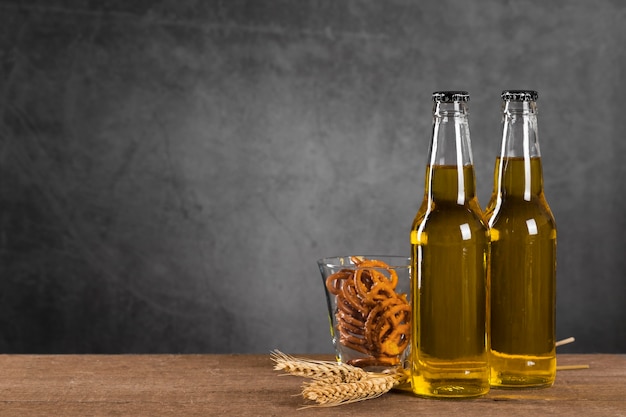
[556,337,576,347]
[557,364,590,370]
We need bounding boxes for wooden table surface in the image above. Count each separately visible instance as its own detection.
[0,354,624,416]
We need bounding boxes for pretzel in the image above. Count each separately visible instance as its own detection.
[325,256,410,367]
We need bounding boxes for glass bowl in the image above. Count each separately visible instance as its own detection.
[317,255,411,370]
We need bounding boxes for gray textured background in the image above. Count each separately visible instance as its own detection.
[0,0,624,354]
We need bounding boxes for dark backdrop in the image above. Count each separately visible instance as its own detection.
[1,0,624,353]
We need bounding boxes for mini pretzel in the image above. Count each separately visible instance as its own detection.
[325,256,410,367]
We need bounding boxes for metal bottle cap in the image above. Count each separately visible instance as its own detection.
[501,90,538,101]
[432,91,470,103]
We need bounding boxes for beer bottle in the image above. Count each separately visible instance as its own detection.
[410,91,490,398]
[485,90,557,388]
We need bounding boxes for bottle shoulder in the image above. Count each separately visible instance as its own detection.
[412,199,489,233]
[486,195,556,233]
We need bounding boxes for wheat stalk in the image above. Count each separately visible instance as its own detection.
[556,337,575,347]
[271,350,406,407]
[271,350,369,383]
[555,337,589,371]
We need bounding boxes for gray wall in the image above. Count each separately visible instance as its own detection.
[0,0,624,353]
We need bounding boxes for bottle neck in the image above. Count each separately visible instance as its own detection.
[494,100,544,199]
[426,101,476,205]
[429,101,473,166]
[500,100,541,159]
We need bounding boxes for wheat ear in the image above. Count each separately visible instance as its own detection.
[301,373,400,408]
[271,349,368,383]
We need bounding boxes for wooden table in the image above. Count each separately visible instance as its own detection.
[0,354,624,416]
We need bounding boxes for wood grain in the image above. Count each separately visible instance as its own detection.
[0,354,624,416]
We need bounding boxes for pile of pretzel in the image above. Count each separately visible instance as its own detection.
[325,257,410,367]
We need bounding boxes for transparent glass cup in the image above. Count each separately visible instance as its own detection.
[317,255,411,371]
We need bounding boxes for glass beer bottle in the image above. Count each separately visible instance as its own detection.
[410,91,490,398]
[485,90,557,388]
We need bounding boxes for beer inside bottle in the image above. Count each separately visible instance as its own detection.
[485,90,557,388]
[410,91,490,398]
